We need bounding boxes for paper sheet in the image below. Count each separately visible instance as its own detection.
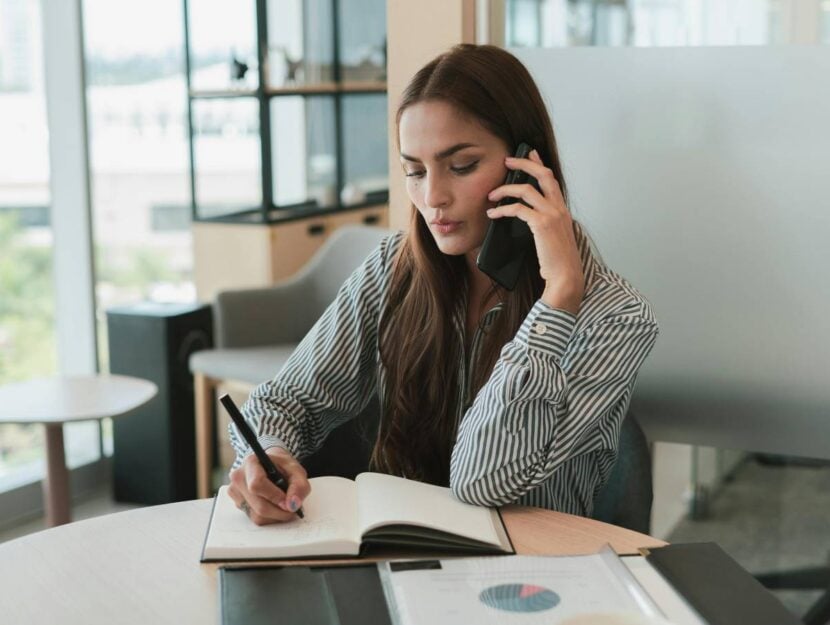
[379,551,662,625]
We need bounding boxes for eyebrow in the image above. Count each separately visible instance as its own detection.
[399,142,479,163]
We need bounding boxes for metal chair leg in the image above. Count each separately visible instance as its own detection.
[803,589,830,625]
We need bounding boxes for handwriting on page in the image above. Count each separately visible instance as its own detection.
[221,513,344,547]
[281,515,341,541]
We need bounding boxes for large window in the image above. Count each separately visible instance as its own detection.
[0,0,55,491]
[83,0,195,367]
[1,0,196,498]
[82,0,195,456]
[505,0,830,47]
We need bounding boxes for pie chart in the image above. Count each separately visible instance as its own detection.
[479,583,561,613]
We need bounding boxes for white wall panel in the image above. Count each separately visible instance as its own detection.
[516,46,830,458]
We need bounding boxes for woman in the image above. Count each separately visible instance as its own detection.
[227,44,658,525]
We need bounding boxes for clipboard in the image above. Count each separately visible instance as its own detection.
[219,564,391,625]
[640,543,801,625]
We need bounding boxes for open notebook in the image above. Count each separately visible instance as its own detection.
[201,472,513,561]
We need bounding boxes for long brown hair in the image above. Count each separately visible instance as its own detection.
[371,44,570,485]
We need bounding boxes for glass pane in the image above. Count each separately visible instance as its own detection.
[338,0,386,85]
[83,0,196,381]
[340,94,388,206]
[192,97,262,218]
[507,0,543,47]
[187,0,258,91]
[505,0,830,47]
[0,0,55,491]
[270,95,336,208]
[266,0,334,88]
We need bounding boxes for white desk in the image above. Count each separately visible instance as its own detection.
[0,374,157,526]
[0,498,668,625]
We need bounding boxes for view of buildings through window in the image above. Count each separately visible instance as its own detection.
[0,0,199,492]
[84,0,195,375]
[0,0,54,490]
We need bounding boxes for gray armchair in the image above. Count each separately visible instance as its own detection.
[189,225,392,497]
[591,412,654,534]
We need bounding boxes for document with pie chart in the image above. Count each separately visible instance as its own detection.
[379,547,662,625]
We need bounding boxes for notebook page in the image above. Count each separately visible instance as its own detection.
[202,478,360,560]
[355,472,506,548]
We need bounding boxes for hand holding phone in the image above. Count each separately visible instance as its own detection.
[476,142,541,290]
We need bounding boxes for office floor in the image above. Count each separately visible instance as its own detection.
[0,488,141,543]
[667,455,830,619]
[1,458,826,621]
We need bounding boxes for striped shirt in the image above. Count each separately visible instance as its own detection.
[232,222,659,516]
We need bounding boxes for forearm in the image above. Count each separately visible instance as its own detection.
[229,235,396,469]
[451,298,659,506]
[450,301,575,504]
[233,319,379,468]
[541,280,583,315]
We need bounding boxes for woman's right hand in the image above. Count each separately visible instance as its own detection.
[227,447,311,525]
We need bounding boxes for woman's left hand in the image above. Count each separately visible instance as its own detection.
[486,149,585,315]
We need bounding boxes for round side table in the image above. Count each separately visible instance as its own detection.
[0,374,157,526]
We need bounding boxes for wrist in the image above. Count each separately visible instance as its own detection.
[266,445,293,459]
[541,283,583,315]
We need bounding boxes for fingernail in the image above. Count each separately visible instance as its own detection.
[486,208,495,215]
[289,497,298,511]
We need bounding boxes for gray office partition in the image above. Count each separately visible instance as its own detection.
[516,46,830,460]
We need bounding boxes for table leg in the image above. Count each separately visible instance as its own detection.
[194,373,215,499]
[43,423,71,527]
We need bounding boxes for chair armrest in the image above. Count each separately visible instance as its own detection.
[214,276,318,348]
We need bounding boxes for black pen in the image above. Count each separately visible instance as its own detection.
[219,393,305,519]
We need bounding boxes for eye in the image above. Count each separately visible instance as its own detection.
[405,170,425,179]
[451,161,479,175]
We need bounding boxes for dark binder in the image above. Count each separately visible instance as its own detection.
[219,564,392,625]
[643,542,801,625]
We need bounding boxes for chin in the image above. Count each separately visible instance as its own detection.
[431,234,476,257]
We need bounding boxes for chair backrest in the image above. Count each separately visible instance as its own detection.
[213,225,393,349]
[296,225,394,313]
[591,412,653,534]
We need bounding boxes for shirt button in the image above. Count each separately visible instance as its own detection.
[533,322,547,335]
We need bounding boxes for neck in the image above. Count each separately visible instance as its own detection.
[465,249,497,307]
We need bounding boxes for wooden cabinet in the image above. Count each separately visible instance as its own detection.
[193,205,388,301]
[185,1,389,297]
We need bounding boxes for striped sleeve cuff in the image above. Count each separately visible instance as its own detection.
[257,434,292,455]
[515,300,577,360]
[233,434,292,469]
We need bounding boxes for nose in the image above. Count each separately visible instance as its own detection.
[423,172,452,209]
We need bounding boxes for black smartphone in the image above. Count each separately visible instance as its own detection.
[476,142,540,291]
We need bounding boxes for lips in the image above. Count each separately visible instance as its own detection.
[431,220,462,234]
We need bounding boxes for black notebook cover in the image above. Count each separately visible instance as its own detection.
[219,564,392,625]
[644,542,801,625]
